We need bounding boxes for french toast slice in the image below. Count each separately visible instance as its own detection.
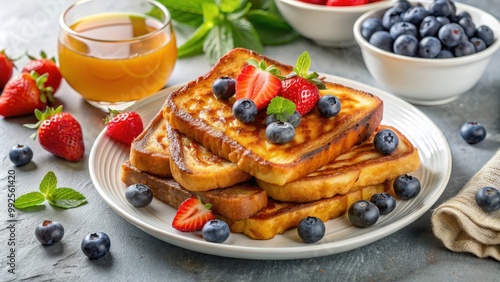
[121,160,267,221]
[163,48,383,186]
[130,111,171,177]
[256,125,420,202]
[167,124,252,192]
[228,181,390,240]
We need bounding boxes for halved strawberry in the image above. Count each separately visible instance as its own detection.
[172,197,215,232]
[235,59,282,111]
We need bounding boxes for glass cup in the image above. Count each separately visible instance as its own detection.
[58,0,177,111]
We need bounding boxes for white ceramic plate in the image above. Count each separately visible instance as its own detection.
[89,74,452,260]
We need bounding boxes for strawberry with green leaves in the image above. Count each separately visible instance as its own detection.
[23,51,63,93]
[0,71,54,117]
[0,49,15,89]
[172,197,215,232]
[279,51,326,115]
[104,109,144,146]
[25,106,85,162]
[235,59,282,111]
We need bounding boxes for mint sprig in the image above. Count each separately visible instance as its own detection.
[14,171,87,209]
[267,96,296,122]
[157,0,299,64]
[288,51,327,90]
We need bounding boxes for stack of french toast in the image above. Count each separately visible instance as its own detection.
[121,48,420,240]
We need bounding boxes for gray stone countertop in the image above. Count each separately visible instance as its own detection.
[1,0,499,281]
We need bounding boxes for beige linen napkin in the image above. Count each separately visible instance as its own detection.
[431,149,500,261]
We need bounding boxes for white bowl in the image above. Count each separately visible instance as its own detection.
[353,0,500,106]
[275,0,394,47]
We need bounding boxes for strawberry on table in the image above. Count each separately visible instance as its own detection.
[104,109,144,146]
[0,72,54,118]
[235,59,282,111]
[0,49,15,89]
[279,51,326,115]
[23,51,63,93]
[172,197,215,232]
[24,106,85,162]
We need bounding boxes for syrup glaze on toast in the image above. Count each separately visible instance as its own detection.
[257,125,420,202]
[164,48,383,186]
[121,161,267,221]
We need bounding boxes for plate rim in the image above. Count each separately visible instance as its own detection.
[89,73,452,260]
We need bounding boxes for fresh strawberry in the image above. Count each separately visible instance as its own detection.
[104,109,144,146]
[24,106,85,162]
[0,72,54,117]
[235,59,282,111]
[172,197,215,232]
[0,49,15,89]
[279,51,325,115]
[326,0,368,6]
[23,51,63,93]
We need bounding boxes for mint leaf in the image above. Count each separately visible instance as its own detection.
[202,2,219,22]
[14,192,46,209]
[203,21,234,65]
[156,0,211,27]
[295,51,311,77]
[219,0,242,13]
[246,10,299,45]
[48,188,88,209]
[267,97,296,122]
[39,171,57,197]
[178,21,213,58]
[229,17,263,54]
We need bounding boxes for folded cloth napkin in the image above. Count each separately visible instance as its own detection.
[431,149,500,261]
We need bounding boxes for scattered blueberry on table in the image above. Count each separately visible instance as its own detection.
[9,144,33,166]
[35,220,65,245]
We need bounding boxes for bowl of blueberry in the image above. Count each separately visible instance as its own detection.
[353,0,500,105]
[275,0,394,47]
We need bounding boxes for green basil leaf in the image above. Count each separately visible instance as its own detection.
[39,171,57,197]
[48,188,88,209]
[229,17,263,53]
[246,10,299,45]
[178,21,214,58]
[203,21,235,65]
[14,192,46,209]
[157,0,211,27]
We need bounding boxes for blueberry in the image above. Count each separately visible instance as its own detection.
[460,122,486,144]
[470,37,487,52]
[297,216,325,243]
[125,183,153,208]
[438,23,465,47]
[9,144,33,166]
[436,16,451,27]
[370,192,396,215]
[316,95,341,118]
[374,129,399,155]
[418,36,442,58]
[212,77,236,99]
[35,220,64,245]
[361,17,385,41]
[457,11,472,21]
[202,219,230,243]
[436,49,454,58]
[475,25,494,46]
[458,17,476,38]
[232,98,258,123]
[475,187,500,212]
[348,200,380,228]
[382,7,405,30]
[393,174,421,200]
[266,122,295,144]
[454,41,476,57]
[369,31,394,52]
[402,5,429,26]
[428,0,453,17]
[393,0,412,11]
[393,34,418,57]
[390,22,418,40]
[419,16,441,37]
[81,232,111,260]
[266,111,301,128]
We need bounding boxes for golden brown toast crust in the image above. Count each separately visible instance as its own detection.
[163,48,383,186]
[257,125,420,202]
[121,161,267,221]
[229,181,389,240]
[167,124,252,192]
[130,111,172,177]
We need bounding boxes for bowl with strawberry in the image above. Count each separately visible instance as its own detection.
[274,0,393,47]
